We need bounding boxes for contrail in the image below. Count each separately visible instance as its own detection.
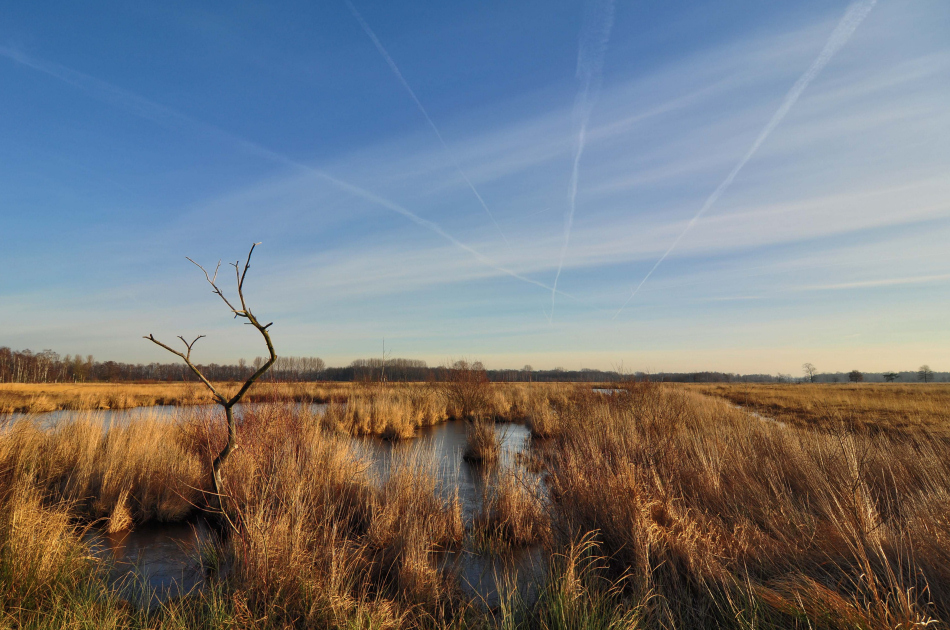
[344,0,511,250]
[0,45,563,295]
[613,0,876,318]
[551,0,615,321]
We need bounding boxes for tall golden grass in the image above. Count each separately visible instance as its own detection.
[0,381,355,414]
[321,383,447,439]
[3,382,949,628]
[0,381,570,436]
[0,410,205,527]
[463,420,501,464]
[474,466,548,549]
[545,382,949,627]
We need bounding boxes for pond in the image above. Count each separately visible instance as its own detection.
[0,402,328,430]
[86,520,212,609]
[17,408,545,608]
[357,421,545,606]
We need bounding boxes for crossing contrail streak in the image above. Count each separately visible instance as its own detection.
[344,0,511,250]
[550,0,615,321]
[0,45,564,296]
[613,0,876,319]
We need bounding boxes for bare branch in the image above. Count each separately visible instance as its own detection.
[231,260,247,314]
[176,335,206,360]
[233,243,259,315]
[143,334,226,404]
[187,256,242,315]
[143,334,187,361]
[240,243,259,293]
[185,256,218,288]
[144,242,276,520]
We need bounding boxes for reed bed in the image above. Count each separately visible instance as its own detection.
[2,382,949,628]
[463,420,501,464]
[545,382,950,627]
[474,466,548,549]
[0,409,205,527]
[497,534,646,630]
[0,402,472,627]
[318,382,570,439]
[322,383,448,439]
[0,381,570,437]
[0,381,356,414]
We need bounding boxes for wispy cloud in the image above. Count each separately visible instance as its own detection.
[3,1,947,371]
[344,0,511,250]
[613,0,877,318]
[550,0,615,320]
[797,273,950,292]
[0,44,564,297]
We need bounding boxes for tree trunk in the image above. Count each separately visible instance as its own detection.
[211,403,238,513]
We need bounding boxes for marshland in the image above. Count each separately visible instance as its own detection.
[3,379,950,628]
[4,0,949,628]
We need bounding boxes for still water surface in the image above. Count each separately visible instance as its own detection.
[1,402,328,429]
[16,407,544,607]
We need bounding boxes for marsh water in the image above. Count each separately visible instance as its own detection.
[6,406,544,607]
[1,402,328,429]
[358,421,545,606]
[85,520,212,608]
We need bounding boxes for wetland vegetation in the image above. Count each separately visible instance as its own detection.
[3,381,950,628]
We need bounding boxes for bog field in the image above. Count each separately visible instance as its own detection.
[2,381,950,629]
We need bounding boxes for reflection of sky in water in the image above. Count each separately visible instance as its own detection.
[86,520,211,609]
[444,544,546,609]
[1,402,328,430]
[33,412,544,608]
[356,421,532,521]
[358,421,546,609]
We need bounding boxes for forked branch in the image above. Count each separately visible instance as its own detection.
[144,243,277,516]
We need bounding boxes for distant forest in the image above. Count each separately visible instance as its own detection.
[0,346,945,384]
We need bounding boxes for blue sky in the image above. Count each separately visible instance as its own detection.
[1,0,948,373]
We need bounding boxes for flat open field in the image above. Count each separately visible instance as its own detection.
[691,382,950,434]
[7,380,949,434]
[0,381,361,414]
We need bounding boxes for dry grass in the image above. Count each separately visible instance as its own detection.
[5,382,950,628]
[474,466,548,548]
[367,447,464,607]
[0,480,92,612]
[0,382,219,413]
[462,420,501,464]
[545,382,950,627]
[692,382,950,434]
[0,400,473,628]
[0,382,571,438]
[322,383,447,440]
[514,385,565,437]
[0,410,205,527]
[200,405,469,624]
[0,381,356,414]
[319,382,571,439]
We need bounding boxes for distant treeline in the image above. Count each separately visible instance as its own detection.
[802,370,949,383]
[0,347,327,384]
[0,346,944,384]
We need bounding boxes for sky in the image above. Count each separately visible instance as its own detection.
[1,0,948,374]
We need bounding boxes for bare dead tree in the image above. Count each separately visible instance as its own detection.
[144,243,276,514]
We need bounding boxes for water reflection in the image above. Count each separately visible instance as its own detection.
[358,421,545,607]
[86,520,211,608]
[1,402,328,430]
[446,546,546,608]
[356,421,531,521]
[18,411,544,608]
